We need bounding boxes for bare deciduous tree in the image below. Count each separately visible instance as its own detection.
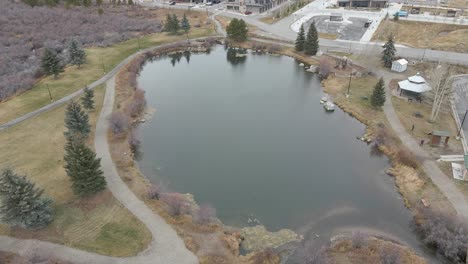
[429,64,453,122]
[161,193,190,216]
[379,245,402,264]
[351,231,368,249]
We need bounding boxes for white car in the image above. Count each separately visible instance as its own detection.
[206,2,213,5]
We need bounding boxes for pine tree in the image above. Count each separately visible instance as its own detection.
[226,18,248,42]
[41,48,64,78]
[0,168,54,229]
[64,141,106,196]
[171,14,180,34]
[382,36,396,68]
[64,101,91,141]
[81,87,95,111]
[295,24,305,52]
[128,0,134,4]
[304,22,319,56]
[371,78,386,107]
[69,40,86,69]
[165,14,175,33]
[96,0,103,5]
[181,14,191,38]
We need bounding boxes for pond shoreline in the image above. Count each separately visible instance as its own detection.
[109,39,430,263]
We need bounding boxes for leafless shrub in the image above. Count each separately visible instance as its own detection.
[351,231,368,249]
[161,193,190,216]
[0,1,162,100]
[195,204,217,224]
[374,127,392,146]
[147,183,166,200]
[267,44,281,53]
[127,88,147,117]
[109,111,131,136]
[379,245,402,264]
[295,240,332,264]
[417,208,468,263]
[395,148,419,169]
[318,58,331,79]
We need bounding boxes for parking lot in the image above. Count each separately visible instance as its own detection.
[304,15,369,41]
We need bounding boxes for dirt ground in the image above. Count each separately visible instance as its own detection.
[372,19,468,53]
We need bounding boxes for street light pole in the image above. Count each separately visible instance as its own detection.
[347,64,352,96]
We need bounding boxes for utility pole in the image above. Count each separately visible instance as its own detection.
[347,64,353,97]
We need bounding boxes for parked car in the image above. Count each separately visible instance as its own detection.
[169,1,176,5]
[244,11,252,15]
[212,0,221,3]
[206,2,213,5]
[394,11,408,17]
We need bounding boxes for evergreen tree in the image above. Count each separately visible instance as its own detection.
[128,0,134,4]
[83,0,91,6]
[371,77,386,107]
[96,0,103,5]
[382,36,396,68]
[64,141,106,196]
[226,18,248,42]
[64,101,91,141]
[304,22,319,55]
[41,48,64,78]
[181,14,191,38]
[69,40,86,69]
[0,168,54,229]
[81,87,95,111]
[171,14,180,34]
[23,0,39,7]
[295,24,305,52]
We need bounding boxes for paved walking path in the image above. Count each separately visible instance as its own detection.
[380,74,468,219]
[0,77,198,264]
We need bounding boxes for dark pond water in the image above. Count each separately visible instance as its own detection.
[136,46,433,259]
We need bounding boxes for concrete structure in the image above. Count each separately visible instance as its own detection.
[398,73,431,97]
[391,59,408,72]
[337,0,387,8]
[226,0,287,13]
[330,13,343,21]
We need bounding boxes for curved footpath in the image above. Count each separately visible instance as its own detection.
[380,74,468,220]
[0,76,198,264]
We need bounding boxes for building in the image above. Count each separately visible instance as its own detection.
[397,73,431,97]
[227,0,287,13]
[337,0,387,8]
[391,59,408,72]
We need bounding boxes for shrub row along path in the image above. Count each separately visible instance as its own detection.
[0,75,198,263]
[379,72,468,220]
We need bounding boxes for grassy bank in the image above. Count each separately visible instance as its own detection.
[0,10,214,125]
[372,19,468,53]
[0,85,151,257]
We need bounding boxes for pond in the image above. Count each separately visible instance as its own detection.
[136,46,431,259]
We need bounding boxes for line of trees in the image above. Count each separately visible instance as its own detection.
[295,22,319,55]
[164,14,191,36]
[0,89,100,230]
[41,39,86,79]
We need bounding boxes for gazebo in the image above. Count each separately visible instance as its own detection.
[398,73,431,99]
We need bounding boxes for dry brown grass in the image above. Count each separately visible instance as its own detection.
[437,161,468,198]
[0,85,151,257]
[329,237,427,264]
[445,0,468,8]
[372,20,468,53]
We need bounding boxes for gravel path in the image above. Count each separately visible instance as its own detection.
[0,77,198,264]
[380,73,468,220]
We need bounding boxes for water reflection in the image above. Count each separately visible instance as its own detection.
[226,47,247,66]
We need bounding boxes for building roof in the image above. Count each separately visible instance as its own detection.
[398,80,431,93]
[432,130,450,137]
[408,73,426,84]
[393,59,408,65]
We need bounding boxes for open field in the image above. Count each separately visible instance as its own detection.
[0,9,214,125]
[372,20,468,53]
[0,85,151,257]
